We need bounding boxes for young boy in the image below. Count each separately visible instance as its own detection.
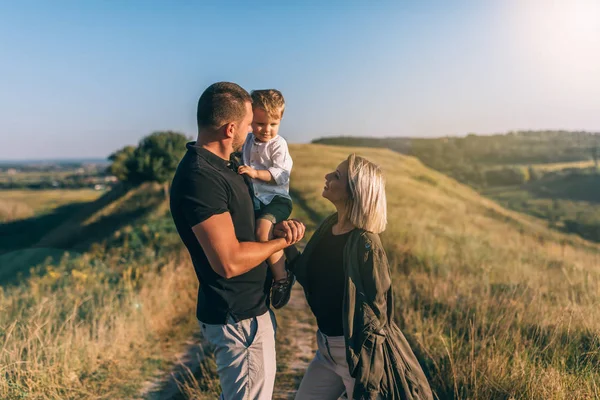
[238,89,295,309]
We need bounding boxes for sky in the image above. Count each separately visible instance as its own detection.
[1,0,599,160]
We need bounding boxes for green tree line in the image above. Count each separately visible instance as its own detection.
[313,130,600,187]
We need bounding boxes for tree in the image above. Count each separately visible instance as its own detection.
[108,145,136,182]
[592,141,600,170]
[126,131,189,198]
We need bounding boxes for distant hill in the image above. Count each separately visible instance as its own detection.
[313,130,600,186]
[313,130,600,165]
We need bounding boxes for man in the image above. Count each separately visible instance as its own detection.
[170,82,305,399]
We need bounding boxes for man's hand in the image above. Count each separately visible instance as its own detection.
[238,165,258,179]
[274,219,306,245]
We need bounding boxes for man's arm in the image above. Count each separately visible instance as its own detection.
[192,212,304,279]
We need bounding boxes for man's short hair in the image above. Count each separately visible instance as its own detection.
[197,82,252,129]
[251,89,285,119]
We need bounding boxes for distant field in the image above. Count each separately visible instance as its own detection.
[522,160,596,172]
[0,170,72,184]
[0,189,102,221]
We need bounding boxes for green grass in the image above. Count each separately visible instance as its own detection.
[521,160,597,172]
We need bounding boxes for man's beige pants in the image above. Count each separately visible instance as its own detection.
[200,309,277,400]
[295,330,355,399]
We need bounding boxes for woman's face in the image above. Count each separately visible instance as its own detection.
[322,160,350,205]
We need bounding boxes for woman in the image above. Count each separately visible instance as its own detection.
[280,154,433,400]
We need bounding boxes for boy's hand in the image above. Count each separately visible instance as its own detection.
[238,165,258,179]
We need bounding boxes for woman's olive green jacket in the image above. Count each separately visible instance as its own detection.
[288,214,433,400]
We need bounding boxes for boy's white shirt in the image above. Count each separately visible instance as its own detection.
[242,133,293,204]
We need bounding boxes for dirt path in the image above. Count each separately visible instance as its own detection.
[272,281,318,399]
[140,333,209,400]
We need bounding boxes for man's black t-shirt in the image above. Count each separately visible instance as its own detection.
[170,142,270,324]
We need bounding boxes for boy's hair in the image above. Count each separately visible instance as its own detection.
[344,154,387,234]
[197,82,251,129]
[250,89,285,119]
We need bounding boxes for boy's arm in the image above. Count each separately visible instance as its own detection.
[237,165,276,184]
[267,139,292,185]
[238,139,292,185]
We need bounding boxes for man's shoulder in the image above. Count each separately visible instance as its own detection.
[172,155,227,194]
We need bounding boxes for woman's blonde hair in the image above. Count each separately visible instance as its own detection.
[343,153,387,234]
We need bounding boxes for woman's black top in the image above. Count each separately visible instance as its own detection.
[306,227,353,336]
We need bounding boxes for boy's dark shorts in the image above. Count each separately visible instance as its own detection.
[255,195,293,224]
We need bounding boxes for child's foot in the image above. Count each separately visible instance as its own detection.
[271,270,295,309]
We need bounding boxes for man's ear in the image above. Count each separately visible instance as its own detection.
[224,122,236,139]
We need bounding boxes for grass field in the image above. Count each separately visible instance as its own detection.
[523,160,597,172]
[288,144,600,399]
[0,184,199,399]
[0,170,72,184]
[2,145,600,399]
[0,189,101,222]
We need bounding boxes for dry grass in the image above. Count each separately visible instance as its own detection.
[289,144,600,399]
[3,145,600,399]
[0,246,199,400]
[0,184,198,399]
[0,199,34,222]
[0,189,101,222]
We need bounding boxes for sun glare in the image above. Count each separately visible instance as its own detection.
[511,0,600,86]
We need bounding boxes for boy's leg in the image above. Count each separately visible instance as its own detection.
[256,218,287,281]
[200,310,277,400]
[256,196,295,308]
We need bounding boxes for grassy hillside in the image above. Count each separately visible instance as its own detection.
[0,189,101,222]
[0,183,168,284]
[289,144,600,399]
[4,144,600,399]
[0,184,200,399]
[314,133,600,246]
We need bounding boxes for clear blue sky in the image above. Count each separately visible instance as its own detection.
[1,0,599,160]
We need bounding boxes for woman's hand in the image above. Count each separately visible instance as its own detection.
[274,219,306,245]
